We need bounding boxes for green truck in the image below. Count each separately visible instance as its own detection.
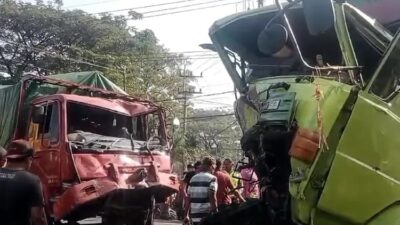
[204,0,400,225]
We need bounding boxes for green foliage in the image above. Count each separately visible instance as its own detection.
[173,108,242,167]
[0,0,189,112]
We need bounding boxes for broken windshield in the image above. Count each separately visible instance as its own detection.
[343,3,393,83]
[66,101,166,152]
[211,1,393,86]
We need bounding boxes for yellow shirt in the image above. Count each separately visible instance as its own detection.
[229,171,241,188]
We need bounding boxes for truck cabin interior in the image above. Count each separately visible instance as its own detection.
[66,101,166,151]
[204,3,399,225]
[211,3,393,87]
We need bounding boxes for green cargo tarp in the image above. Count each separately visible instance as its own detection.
[0,71,127,147]
[0,83,22,147]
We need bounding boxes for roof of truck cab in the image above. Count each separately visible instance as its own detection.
[209,4,278,36]
[33,94,159,116]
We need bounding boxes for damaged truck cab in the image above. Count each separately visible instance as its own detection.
[207,0,400,225]
[1,73,178,224]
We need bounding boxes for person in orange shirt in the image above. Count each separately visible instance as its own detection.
[214,159,245,210]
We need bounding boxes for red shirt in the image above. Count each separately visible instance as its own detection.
[214,170,234,206]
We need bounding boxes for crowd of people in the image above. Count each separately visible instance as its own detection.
[0,140,259,225]
[176,157,259,225]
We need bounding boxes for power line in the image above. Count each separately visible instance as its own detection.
[130,54,218,61]
[213,120,237,137]
[185,113,235,120]
[143,1,241,18]
[61,48,216,59]
[192,99,233,106]
[156,90,234,102]
[140,0,232,15]
[89,0,207,14]
[188,59,220,74]
[64,0,121,8]
[199,82,232,88]
[199,60,220,73]
[188,90,234,99]
[195,89,232,95]
[90,0,233,14]
[0,38,219,71]
[189,59,215,71]
[132,50,216,57]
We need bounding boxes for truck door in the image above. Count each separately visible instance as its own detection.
[314,31,400,224]
[29,101,61,197]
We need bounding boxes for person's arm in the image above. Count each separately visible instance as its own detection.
[227,177,245,203]
[31,206,47,225]
[232,190,245,203]
[182,182,188,198]
[184,193,191,218]
[184,184,191,224]
[30,179,47,225]
[236,173,243,190]
[209,177,218,213]
[209,190,217,213]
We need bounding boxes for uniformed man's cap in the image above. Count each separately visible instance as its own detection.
[6,140,35,159]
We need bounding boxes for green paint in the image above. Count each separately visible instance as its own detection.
[210,0,400,224]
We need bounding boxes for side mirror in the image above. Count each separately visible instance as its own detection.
[199,43,216,52]
[303,0,334,35]
[32,106,45,124]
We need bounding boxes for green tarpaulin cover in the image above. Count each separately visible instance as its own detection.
[0,71,126,147]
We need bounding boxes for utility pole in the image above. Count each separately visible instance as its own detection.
[178,62,202,135]
[123,66,127,91]
[258,0,263,7]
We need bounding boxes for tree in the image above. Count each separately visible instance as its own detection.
[0,0,143,75]
[0,0,190,108]
[181,108,242,164]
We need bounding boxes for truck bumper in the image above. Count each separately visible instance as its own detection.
[53,175,178,221]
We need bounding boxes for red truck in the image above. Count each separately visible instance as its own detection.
[0,71,179,225]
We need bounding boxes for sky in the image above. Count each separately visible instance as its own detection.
[54,0,273,109]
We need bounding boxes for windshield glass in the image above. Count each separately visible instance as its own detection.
[66,102,165,151]
[216,6,343,82]
[344,3,392,83]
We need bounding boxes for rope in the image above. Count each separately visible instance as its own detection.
[314,68,329,150]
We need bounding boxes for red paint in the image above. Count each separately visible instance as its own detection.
[55,94,158,117]
[11,76,177,221]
